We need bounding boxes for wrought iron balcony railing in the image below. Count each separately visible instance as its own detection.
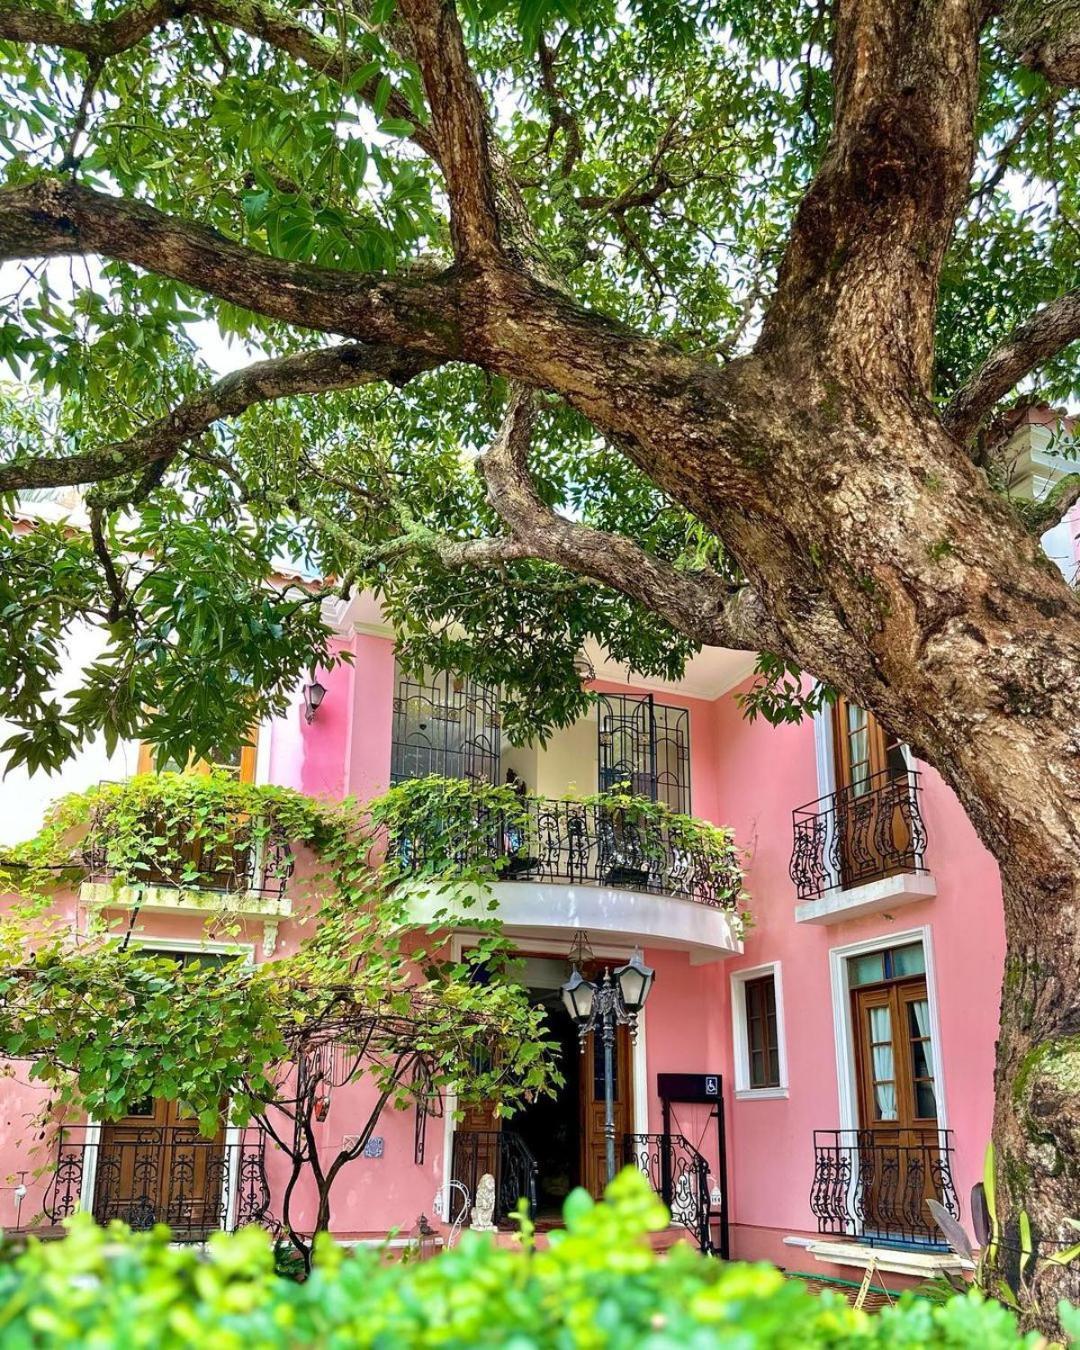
[38,1123,272,1239]
[789,769,928,901]
[624,1132,716,1253]
[449,1129,539,1224]
[395,794,742,908]
[83,800,295,899]
[810,1128,959,1249]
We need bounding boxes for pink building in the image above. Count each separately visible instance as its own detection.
[1,416,1076,1284]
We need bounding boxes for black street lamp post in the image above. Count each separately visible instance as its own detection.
[561,950,655,1184]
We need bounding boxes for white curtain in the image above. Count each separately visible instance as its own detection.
[910,998,937,1114]
[868,1006,898,1120]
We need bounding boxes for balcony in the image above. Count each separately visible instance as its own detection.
[78,781,296,954]
[33,1124,272,1240]
[789,770,935,924]
[810,1127,959,1253]
[389,782,745,962]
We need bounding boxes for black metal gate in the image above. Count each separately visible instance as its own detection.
[390,669,500,784]
[597,694,690,814]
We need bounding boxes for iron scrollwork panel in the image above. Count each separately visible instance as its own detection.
[811,1128,958,1246]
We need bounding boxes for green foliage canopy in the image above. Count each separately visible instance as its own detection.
[0,1,1075,769]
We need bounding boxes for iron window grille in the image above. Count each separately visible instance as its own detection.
[597,693,690,814]
[390,668,500,785]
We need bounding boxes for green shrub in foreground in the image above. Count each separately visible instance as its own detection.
[0,1170,1051,1347]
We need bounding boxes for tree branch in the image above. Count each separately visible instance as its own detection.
[760,0,981,391]
[537,35,583,179]
[942,292,1080,443]
[394,0,557,281]
[0,178,461,354]
[443,386,787,655]
[1001,0,1080,88]
[394,0,501,259]
[0,341,437,494]
[0,0,175,54]
[1018,473,1080,535]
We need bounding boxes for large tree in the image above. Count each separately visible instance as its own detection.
[0,0,1078,1317]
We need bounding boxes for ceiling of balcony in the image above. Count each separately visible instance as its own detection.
[328,591,759,702]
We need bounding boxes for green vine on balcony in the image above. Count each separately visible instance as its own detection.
[371,774,749,927]
[1,772,342,896]
[0,773,559,1142]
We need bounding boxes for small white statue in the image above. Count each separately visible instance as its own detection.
[470,1172,498,1232]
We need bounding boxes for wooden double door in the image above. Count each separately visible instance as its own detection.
[455,976,633,1218]
[95,1097,227,1238]
[832,696,915,888]
[852,974,941,1236]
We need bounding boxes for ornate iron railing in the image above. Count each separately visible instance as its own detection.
[396,796,741,908]
[40,1124,272,1238]
[789,769,928,901]
[83,801,294,899]
[624,1132,715,1253]
[810,1128,959,1248]
[449,1129,539,1224]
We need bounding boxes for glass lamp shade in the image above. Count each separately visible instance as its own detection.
[303,680,327,723]
[560,967,596,1027]
[614,949,655,1013]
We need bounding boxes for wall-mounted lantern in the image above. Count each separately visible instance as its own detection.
[303,680,327,724]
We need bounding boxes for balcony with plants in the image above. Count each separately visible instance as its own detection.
[21,774,337,955]
[374,776,747,961]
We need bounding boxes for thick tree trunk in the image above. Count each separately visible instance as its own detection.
[993,865,1080,1329]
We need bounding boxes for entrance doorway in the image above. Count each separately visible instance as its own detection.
[449,952,638,1222]
[509,968,634,1211]
[513,987,581,1216]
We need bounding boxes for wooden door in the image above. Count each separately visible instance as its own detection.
[831,696,912,887]
[581,1021,633,1198]
[95,1098,227,1239]
[852,977,940,1236]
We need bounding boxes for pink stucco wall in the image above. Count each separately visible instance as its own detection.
[0,656,1010,1257]
[710,680,1005,1265]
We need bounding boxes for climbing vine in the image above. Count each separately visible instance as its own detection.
[0,772,558,1141]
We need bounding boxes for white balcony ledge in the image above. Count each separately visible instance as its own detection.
[795,872,937,925]
[401,879,743,964]
[79,880,292,956]
[804,1237,972,1278]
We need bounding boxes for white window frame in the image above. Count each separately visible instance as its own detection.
[730,961,789,1100]
[827,925,948,1134]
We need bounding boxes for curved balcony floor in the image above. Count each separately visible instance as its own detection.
[402,878,743,964]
